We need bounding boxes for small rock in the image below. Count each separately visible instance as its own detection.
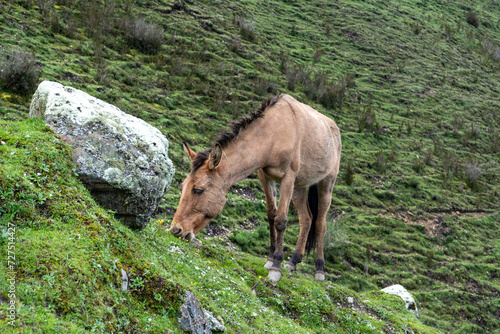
[168,246,184,254]
[121,268,128,291]
[203,310,226,332]
[178,291,211,334]
[381,284,419,318]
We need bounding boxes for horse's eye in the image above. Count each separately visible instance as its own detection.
[193,188,204,195]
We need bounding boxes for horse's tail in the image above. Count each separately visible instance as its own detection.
[305,184,319,256]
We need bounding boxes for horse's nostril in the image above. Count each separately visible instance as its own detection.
[172,228,182,236]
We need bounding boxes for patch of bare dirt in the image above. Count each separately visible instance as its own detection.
[238,216,259,230]
[418,216,452,239]
[204,223,231,238]
[230,186,257,201]
[342,29,362,42]
[380,210,495,240]
[203,223,238,251]
[418,88,436,98]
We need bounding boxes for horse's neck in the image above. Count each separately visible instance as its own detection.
[221,134,268,189]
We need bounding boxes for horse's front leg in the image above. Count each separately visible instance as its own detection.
[258,170,278,270]
[268,172,295,282]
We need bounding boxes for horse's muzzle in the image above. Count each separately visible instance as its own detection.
[170,222,195,241]
[170,222,184,236]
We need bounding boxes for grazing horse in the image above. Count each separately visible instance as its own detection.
[170,94,341,282]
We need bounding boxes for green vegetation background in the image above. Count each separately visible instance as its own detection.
[0,0,499,333]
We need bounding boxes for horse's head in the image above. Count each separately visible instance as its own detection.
[170,142,227,241]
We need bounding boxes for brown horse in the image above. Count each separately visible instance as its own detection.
[170,94,341,282]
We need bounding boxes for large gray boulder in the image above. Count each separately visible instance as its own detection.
[381,284,419,318]
[29,81,175,228]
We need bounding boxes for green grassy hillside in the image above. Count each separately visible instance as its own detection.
[1,0,499,333]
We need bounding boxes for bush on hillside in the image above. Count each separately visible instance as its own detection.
[303,71,355,110]
[357,104,379,133]
[285,64,312,91]
[0,48,40,96]
[125,18,165,54]
[342,160,355,186]
[234,16,256,41]
[464,159,482,190]
[466,11,480,28]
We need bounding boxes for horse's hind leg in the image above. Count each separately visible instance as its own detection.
[258,169,277,270]
[285,187,312,272]
[314,177,336,281]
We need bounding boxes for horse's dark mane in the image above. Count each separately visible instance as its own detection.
[191,94,282,173]
[215,94,282,149]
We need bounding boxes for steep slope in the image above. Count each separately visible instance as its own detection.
[0,120,439,333]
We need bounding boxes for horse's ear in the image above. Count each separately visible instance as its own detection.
[208,143,223,171]
[183,141,196,162]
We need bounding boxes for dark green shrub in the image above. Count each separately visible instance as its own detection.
[388,146,398,162]
[253,76,277,96]
[37,0,54,14]
[442,151,460,180]
[405,176,420,189]
[308,71,355,110]
[481,37,500,62]
[313,47,324,63]
[231,230,254,251]
[412,21,422,35]
[125,18,165,54]
[443,22,454,41]
[81,1,117,38]
[228,35,244,54]
[464,159,482,190]
[234,16,256,41]
[374,150,388,173]
[342,160,355,186]
[0,48,40,96]
[285,64,312,91]
[320,73,355,110]
[490,132,500,153]
[412,155,426,173]
[256,223,268,240]
[466,11,480,28]
[357,104,379,133]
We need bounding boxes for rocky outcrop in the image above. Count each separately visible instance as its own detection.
[381,284,419,318]
[30,81,175,228]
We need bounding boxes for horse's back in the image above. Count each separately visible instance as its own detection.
[268,94,341,186]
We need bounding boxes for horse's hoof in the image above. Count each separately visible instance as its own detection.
[268,269,282,282]
[315,271,325,281]
[284,262,296,272]
[263,259,274,270]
